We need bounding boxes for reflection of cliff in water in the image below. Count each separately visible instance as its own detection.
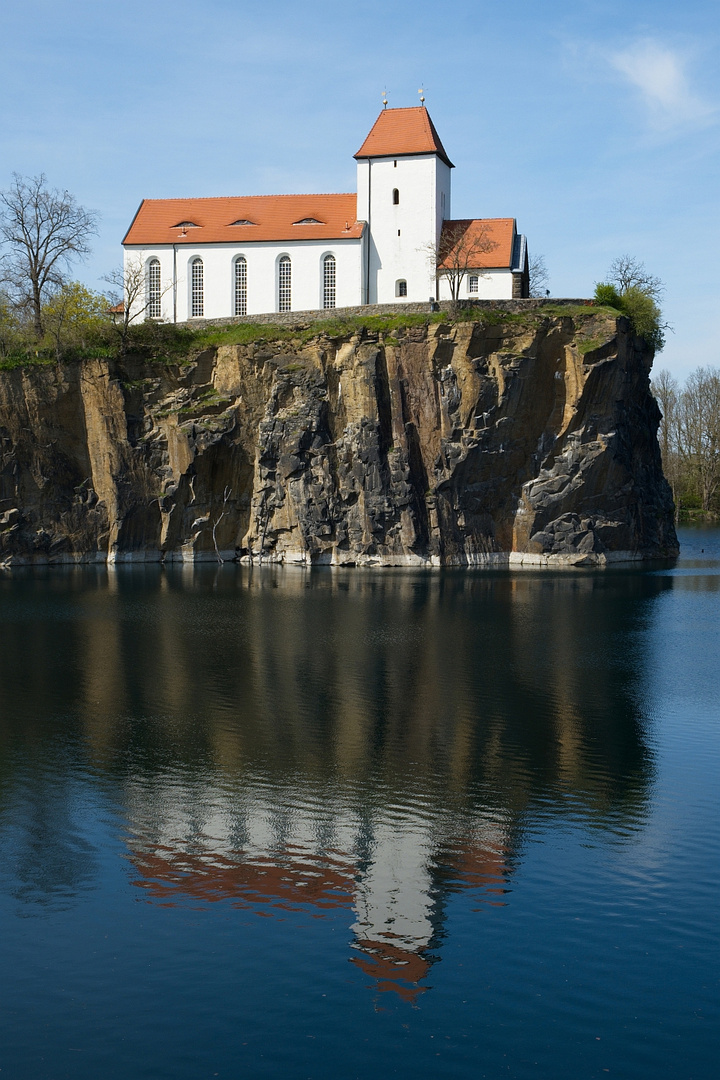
[0,565,669,994]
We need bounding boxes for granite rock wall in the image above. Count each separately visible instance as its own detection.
[0,311,678,566]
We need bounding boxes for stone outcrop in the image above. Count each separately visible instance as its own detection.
[0,310,678,566]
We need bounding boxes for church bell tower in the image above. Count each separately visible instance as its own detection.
[355,105,453,305]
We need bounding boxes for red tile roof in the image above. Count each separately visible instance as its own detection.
[355,107,454,168]
[123,193,363,246]
[439,218,516,270]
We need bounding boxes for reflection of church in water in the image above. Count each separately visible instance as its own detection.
[126,780,513,1002]
[74,569,655,1001]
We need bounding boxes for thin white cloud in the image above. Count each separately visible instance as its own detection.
[610,40,716,130]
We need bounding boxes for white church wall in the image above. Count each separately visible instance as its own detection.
[437,268,515,302]
[124,238,364,322]
[434,156,452,254]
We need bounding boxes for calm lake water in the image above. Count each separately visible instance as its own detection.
[0,528,718,1080]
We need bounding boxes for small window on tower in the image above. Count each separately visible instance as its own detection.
[396,279,407,298]
[392,189,399,205]
[469,276,479,294]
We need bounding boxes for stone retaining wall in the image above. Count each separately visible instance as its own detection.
[177,297,594,330]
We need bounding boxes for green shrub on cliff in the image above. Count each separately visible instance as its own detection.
[594,283,622,308]
[619,286,666,351]
[593,282,665,352]
[594,267,666,352]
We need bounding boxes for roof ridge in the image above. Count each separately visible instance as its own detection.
[140,193,356,202]
[443,217,515,224]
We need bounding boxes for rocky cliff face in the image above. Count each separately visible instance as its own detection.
[0,311,678,566]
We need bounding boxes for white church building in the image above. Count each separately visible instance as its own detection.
[122,106,529,322]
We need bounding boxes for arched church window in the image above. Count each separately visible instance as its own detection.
[323,254,336,309]
[278,256,291,312]
[234,256,247,316]
[396,279,407,298]
[392,189,399,205]
[147,259,161,319]
[191,258,203,317]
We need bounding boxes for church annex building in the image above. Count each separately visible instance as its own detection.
[122,106,530,322]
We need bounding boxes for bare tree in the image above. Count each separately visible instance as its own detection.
[426,221,498,308]
[652,368,680,515]
[652,369,679,462]
[528,253,550,298]
[0,174,98,338]
[607,255,664,303]
[676,367,720,514]
[103,257,172,353]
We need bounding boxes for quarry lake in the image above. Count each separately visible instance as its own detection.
[0,527,718,1080]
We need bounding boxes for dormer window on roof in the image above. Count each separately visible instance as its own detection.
[172,221,200,229]
[229,219,257,226]
[293,217,324,225]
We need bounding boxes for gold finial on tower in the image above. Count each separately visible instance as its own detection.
[418,87,425,106]
[382,89,388,109]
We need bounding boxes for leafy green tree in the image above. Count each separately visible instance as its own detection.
[42,281,109,359]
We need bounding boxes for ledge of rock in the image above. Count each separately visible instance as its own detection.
[0,311,679,567]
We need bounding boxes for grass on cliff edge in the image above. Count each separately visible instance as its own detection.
[164,304,619,356]
[0,304,622,369]
[193,312,447,348]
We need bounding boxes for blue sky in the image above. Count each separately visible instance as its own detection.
[2,0,718,379]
